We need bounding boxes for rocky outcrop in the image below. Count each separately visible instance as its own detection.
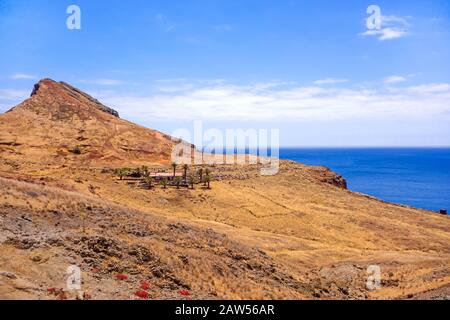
[27,79,119,118]
[0,78,180,166]
[59,81,119,118]
[311,166,348,189]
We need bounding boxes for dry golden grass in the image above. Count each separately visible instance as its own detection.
[2,159,448,299]
[1,79,449,299]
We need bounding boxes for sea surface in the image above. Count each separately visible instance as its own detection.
[279,148,450,212]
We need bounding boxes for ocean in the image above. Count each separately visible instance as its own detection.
[279,148,450,212]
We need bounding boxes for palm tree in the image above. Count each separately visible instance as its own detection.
[116,168,126,180]
[174,177,182,189]
[141,166,149,177]
[144,176,153,189]
[188,175,195,189]
[204,175,211,189]
[197,168,204,184]
[115,168,121,180]
[182,164,189,182]
[171,162,177,178]
[204,168,211,186]
[161,177,168,189]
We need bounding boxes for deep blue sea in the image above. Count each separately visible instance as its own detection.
[279,148,450,212]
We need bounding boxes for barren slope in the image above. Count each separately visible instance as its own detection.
[0,79,185,169]
[1,176,328,300]
[0,80,449,300]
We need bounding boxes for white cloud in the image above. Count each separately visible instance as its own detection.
[382,15,411,27]
[95,80,450,123]
[361,27,408,41]
[313,78,349,85]
[384,76,407,84]
[10,73,38,80]
[393,83,450,95]
[379,28,408,40]
[361,15,411,41]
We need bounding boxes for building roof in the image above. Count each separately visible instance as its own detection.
[149,172,183,177]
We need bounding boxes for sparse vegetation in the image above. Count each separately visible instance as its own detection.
[134,290,149,299]
[161,177,168,189]
[188,175,195,189]
[197,168,204,184]
[204,175,211,189]
[140,280,151,290]
[183,164,189,182]
[179,289,190,296]
[140,166,149,177]
[116,273,129,281]
[112,165,214,191]
[71,146,82,155]
[114,168,129,180]
[144,176,154,189]
[204,168,212,188]
[171,162,177,178]
[174,176,182,189]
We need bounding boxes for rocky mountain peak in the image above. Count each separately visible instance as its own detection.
[12,78,119,118]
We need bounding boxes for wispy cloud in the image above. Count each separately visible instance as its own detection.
[95,79,450,123]
[391,83,450,95]
[383,76,407,84]
[383,73,417,84]
[0,89,31,111]
[430,17,444,22]
[361,15,411,41]
[0,89,30,100]
[313,78,349,85]
[10,73,38,80]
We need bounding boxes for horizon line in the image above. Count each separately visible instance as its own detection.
[200,146,450,149]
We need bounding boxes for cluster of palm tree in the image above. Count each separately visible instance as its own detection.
[139,166,155,190]
[114,167,131,180]
[114,164,212,190]
[192,167,212,189]
[170,163,213,189]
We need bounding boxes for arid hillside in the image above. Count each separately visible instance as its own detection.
[0,176,315,300]
[0,79,187,168]
[0,80,449,300]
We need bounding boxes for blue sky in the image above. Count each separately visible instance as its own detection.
[1,0,449,146]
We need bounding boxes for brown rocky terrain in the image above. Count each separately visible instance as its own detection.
[0,79,449,300]
[0,78,189,168]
